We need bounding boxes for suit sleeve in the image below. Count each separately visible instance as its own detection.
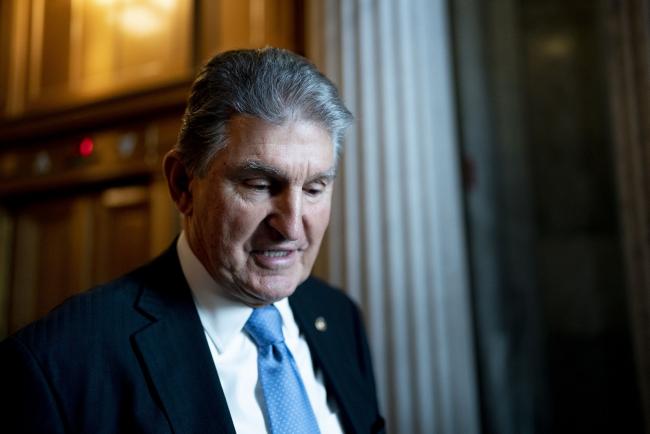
[0,336,67,434]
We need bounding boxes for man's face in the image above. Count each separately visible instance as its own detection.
[184,116,335,306]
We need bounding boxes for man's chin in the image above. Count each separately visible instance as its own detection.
[234,275,300,307]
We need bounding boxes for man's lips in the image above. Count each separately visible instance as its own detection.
[253,249,294,257]
[250,248,301,269]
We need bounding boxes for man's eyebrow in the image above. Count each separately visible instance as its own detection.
[237,160,284,178]
[236,160,337,182]
[308,166,337,183]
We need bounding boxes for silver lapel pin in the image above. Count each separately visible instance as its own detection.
[314,316,327,332]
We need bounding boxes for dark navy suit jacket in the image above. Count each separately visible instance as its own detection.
[1,243,384,433]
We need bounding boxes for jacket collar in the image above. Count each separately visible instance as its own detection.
[289,282,375,434]
[132,244,237,434]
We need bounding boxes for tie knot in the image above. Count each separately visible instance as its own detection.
[244,305,284,348]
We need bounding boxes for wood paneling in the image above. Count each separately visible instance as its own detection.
[4,0,193,117]
[10,195,94,330]
[197,0,301,65]
[7,181,178,333]
[0,0,301,338]
[94,186,151,283]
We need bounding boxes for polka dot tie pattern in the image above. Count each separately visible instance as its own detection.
[244,305,321,434]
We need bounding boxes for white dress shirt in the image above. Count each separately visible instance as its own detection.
[176,232,343,434]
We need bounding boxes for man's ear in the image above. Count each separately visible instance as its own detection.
[163,150,194,215]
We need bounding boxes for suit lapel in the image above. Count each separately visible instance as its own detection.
[132,246,236,434]
[290,281,372,434]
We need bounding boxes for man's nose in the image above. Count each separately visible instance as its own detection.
[267,188,304,241]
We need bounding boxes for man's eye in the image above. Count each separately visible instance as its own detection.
[304,184,325,196]
[244,180,270,191]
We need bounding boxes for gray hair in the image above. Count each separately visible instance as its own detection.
[176,48,353,176]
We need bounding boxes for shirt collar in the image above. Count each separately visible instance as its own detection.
[176,231,298,353]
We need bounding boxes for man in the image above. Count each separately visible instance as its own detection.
[0,48,384,433]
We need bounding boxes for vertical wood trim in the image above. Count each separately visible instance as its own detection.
[150,179,181,257]
[7,0,29,115]
[69,0,83,90]
[197,0,221,64]
[0,211,14,338]
[10,217,38,332]
[249,0,266,47]
[72,197,94,294]
[28,0,45,99]
[0,1,12,112]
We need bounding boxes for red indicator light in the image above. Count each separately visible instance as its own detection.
[79,137,94,157]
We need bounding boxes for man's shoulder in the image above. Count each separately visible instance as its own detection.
[3,253,168,357]
[291,276,364,326]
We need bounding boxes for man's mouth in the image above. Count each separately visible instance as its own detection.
[259,250,292,258]
[250,248,300,269]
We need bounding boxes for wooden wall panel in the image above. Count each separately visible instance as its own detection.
[5,0,194,116]
[9,196,94,331]
[0,0,301,338]
[6,183,179,334]
[94,186,151,283]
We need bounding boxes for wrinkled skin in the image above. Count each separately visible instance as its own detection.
[164,116,335,306]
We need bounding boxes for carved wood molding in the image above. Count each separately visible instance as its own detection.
[0,80,190,147]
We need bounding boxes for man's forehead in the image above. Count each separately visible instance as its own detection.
[223,118,333,154]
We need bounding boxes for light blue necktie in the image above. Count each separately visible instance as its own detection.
[244,305,321,434]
